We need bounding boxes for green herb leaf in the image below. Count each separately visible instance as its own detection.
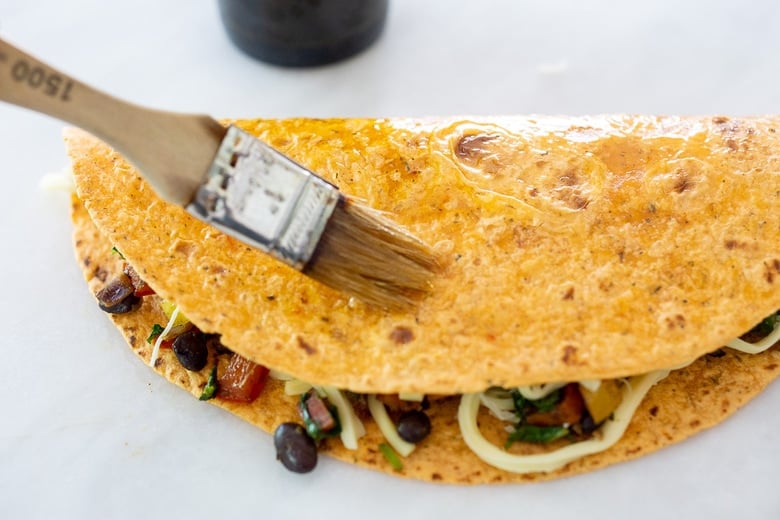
[505,425,569,447]
[111,246,125,259]
[379,443,403,471]
[299,390,342,442]
[510,388,562,419]
[199,366,218,401]
[757,312,780,335]
[146,324,165,344]
[511,390,528,421]
[530,389,563,413]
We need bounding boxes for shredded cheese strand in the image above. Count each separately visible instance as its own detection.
[727,320,780,354]
[317,386,365,450]
[479,389,516,422]
[516,382,566,400]
[579,379,602,392]
[284,379,313,396]
[458,370,669,474]
[367,395,416,457]
[149,306,180,368]
[39,169,75,192]
[268,369,292,381]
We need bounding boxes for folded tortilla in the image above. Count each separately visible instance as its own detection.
[67,116,780,483]
[67,116,780,394]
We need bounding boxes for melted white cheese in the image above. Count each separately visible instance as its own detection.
[39,168,75,192]
[479,388,516,422]
[516,382,566,400]
[149,305,180,368]
[727,319,780,354]
[367,395,416,457]
[284,379,313,396]
[579,379,602,392]
[457,370,669,473]
[317,386,365,450]
[268,369,292,381]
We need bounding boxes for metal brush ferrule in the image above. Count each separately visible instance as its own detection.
[186,125,340,269]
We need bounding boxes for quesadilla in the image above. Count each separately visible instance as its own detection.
[66,116,780,483]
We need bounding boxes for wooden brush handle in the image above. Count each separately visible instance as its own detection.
[0,37,226,205]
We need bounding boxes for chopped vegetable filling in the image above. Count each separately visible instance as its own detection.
[93,251,780,476]
[299,389,342,441]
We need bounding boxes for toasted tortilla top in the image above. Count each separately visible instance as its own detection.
[67,115,780,393]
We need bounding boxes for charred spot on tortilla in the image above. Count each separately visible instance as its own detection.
[562,345,585,366]
[724,239,750,250]
[713,118,756,152]
[764,259,780,284]
[93,266,108,282]
[672,172,693,193]
[389,326,414,345]
[455,133,500,162]
[297,337,317,356]
[664,314,687,330]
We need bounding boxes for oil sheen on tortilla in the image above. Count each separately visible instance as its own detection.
[66,115,780,394]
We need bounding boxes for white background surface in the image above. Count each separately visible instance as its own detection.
[1,1,779,518]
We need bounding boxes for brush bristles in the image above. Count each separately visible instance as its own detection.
[304,198,437,310]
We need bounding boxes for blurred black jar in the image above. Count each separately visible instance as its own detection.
[218,0,389,67]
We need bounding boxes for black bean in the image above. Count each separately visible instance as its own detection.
[274,422,318,473]
[580,411,598,434]
[172,329,208,371]
[99,294,140,314]
[96,274,139,314]
[204,333,231,355]
[396,410,431,443]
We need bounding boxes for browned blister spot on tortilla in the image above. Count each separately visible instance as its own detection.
[665,314,687,330]
[209,265,227,275]
[562,345,585,366]
[455,133,500,164]
[672,171,694,193]
[764,259,780,283]
[713,117,756,153]
[93,267,108,282]
[297,336,316,356]
[724,239,755,251]
[389,326,414,344]
[173,240,197,257]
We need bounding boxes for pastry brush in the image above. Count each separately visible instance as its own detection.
[0,37,436,309]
